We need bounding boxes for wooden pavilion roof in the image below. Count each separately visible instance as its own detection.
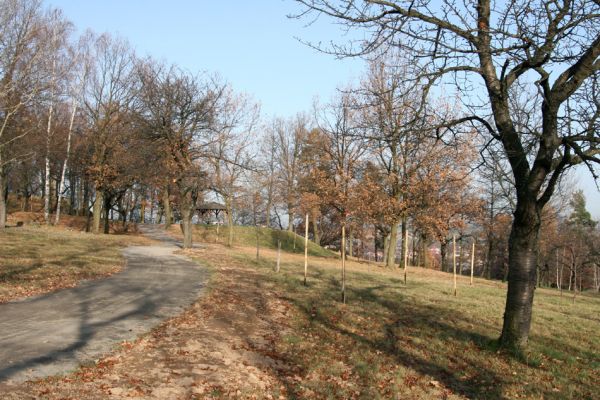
[197,202,227,211]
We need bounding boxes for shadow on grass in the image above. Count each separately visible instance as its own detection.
[0,242,207,384]
[233,257,500,398]
[274,269,507,399]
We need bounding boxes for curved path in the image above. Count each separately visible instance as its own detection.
[0,225,207,384]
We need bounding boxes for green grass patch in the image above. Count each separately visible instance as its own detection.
[190,224,336,258]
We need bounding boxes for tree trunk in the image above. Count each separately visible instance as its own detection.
[440,241,447,273]
[44,150,51,224]
[420,233,429,268]
[139,198,146,224]
[303,213,308,285]
[103,194,111,234]
[180,206,193,249]
[386,222,399,268]
[453,235,457,296]
[348,227,354,258]
[0,166,7,229]
[163,186,172,229]
[79,178,86,217]
[276,239,281,272]
[499,201,541,351]
[341,223,346,303]
[69,171,77,215]
[312,211,320,245]
[400,219,408,269]
[226,197,234,247]
[383,233,390,266]
[458,239,463,275]
[92,189,103,234]
[265,197,272,228]
[287,201,294,232]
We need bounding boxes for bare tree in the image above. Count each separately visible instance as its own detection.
[81,32,136,234]
[0,0,56,228]
[357,52,434,268]
[296,0,600,351]
[313,91,367,302]
[274,114,309,231]
[136,59,222,248]
[208,89,259,246]
[55,36,86,225]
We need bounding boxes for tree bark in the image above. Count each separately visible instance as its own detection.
[348,227,354,258]
[440,241,447,273]
[287,200,294,232]
[92,189,103,234]
[180,206,193,249]
[303,213,308,285]
[341,223,346,303]
[400,219,408,269]
[226,197,234,247]
[103,194,111,234]
[383,232,390,266]
[386,222,399,268]
[312,211,320,245]
[163,186,172,229]
[0,166,7,228]
[499,200,541,351]
[420,233,429,268]
[139,197,146,223]
[55,100,76,225]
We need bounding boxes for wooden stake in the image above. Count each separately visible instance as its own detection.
[470,239,475,286]
[342,224,346,303]
[304,214,308,286]
[276,239,281,272]
[453,235,457,296]
[403,227,408,284]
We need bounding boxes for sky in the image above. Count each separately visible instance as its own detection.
[45,0,600,219]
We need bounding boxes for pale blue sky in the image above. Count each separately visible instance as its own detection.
[45,0,600,218]
[46,0,364,119]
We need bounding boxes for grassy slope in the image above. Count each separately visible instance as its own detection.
[181,224,336,258]
[220,242,599,399]
[0,225,149,303]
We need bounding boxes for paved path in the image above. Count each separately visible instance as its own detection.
[0,225,207,384]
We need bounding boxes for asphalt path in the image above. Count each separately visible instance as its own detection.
[0,225,207,384]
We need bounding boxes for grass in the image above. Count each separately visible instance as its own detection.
[0,224,150,303]
[178,224,337,258]
[197,242,599,399]
[2,224,597,399]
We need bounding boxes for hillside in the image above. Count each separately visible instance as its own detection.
[175,224,337,258]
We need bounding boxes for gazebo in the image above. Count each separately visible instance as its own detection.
[196,202,227,223]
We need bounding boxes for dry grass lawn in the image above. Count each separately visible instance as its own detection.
[0,223,151,303]
[1,230,597,399]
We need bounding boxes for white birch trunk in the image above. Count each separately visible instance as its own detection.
[54,100,77,225]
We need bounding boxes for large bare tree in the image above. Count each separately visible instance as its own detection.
[81,32,135,234]
[296,0,600,351]
[208,89,259,246]
[136,60,222,248]
[274,114,309,231]
[0,0,56,228]
[357,53,434,268]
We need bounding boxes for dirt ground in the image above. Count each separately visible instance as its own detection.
[1,244,296,399]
